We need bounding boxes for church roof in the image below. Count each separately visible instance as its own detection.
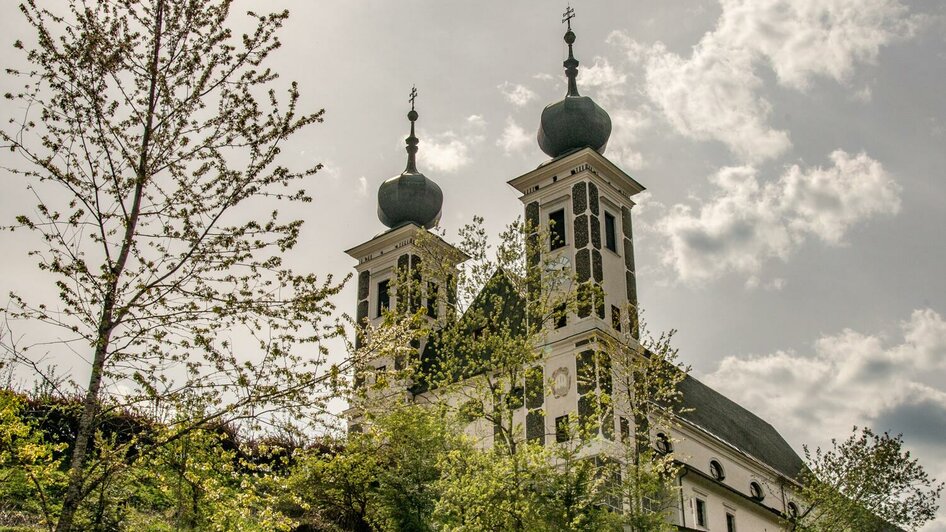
[412,269,526,393]
[676,374,805,479]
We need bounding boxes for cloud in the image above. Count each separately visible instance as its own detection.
[466,114,487,129]
[616,0,922,162]
[717,0,921,90]
[497,117,532,155]
[498,82,537,107]
[356,176,368,197]
[645,40,791,162]
[578,57,627,103]
[658,150,901,283]
[745,276,786,291]
[605,107,652,170]
[420,131,472,173]
[702,309,946,502]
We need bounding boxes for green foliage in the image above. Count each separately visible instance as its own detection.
[434,443,556,531]
[288,406,457,532]
[792,426,943,532]
[0,391,299,531]
[0,390,67,530]
[601,323,689,532]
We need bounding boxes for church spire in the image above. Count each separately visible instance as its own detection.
[562,5,580,97]
[405,85,420,173]
[536,6,612,158]
[377,85,444,229]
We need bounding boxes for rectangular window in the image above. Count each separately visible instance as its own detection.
[525,366,544,410]
[555,415,570,443]
[727,512,737,532]
[507,386,524,410]
[611,305,621,332]
[376,279,390,317]
[526,410,544,445]
[549,209,566,250]
[620,416,630,443]
[604,211,617,252]
[554,303,567,329]
[696,499,707,527]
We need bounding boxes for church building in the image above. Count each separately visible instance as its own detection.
[345,10,807,532]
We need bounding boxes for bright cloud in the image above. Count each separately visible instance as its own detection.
[578,57,627,103]
[497,117,532,155]
[619,0,921,162]
[357,176,368,197]
[466,114,487,129]
[420,132,472,173]
[659,150,901,283]
[645,40,791,162]
[717,0,920,90]
[605,107,651,170]
[498,82,537,107]
[702,308,946,494]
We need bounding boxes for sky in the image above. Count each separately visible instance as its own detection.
[2,0,945,528]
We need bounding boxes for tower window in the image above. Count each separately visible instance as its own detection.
[604,211,617,252]
[555,415,570,442]
[549,209,566,250]
[696,498,707,527]
[611,305,621,332]
[376,279,390,317]
[426,282,439,317]
[554,303,567,329]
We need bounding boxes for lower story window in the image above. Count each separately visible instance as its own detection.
[696,498,707,527]
[727,512,736,532]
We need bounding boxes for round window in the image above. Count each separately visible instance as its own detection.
[655,432,673,454]
[709,460,725,481]
[750,481,765,501]
[787,501,799,518]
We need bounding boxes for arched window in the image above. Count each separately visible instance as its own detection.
[750,481,765,501]
[709,459,725,481]
[655,432,673,454]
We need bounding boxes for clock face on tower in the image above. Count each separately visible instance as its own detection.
[545,255,572,280]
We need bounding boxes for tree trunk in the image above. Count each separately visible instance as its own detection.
[54,2,165,529]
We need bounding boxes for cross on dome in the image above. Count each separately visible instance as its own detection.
[562,5,575,30]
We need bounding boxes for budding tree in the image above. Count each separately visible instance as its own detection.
[1,1,343,529]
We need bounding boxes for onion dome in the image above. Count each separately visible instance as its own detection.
[537,8,612,158]
[378,87,443,229]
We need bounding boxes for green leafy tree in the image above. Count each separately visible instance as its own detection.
[790,426,943,532]
[599,322,689,532]
[288,406,459,532]
[0,390,67,530]
[1,1,344,529]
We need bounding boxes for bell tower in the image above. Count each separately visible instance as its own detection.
[345,87,465,377]
[509,7,644,344]
[504,7,646,447]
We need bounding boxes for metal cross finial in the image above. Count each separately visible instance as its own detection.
[409,85,418,111]
[562,5,575,30]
